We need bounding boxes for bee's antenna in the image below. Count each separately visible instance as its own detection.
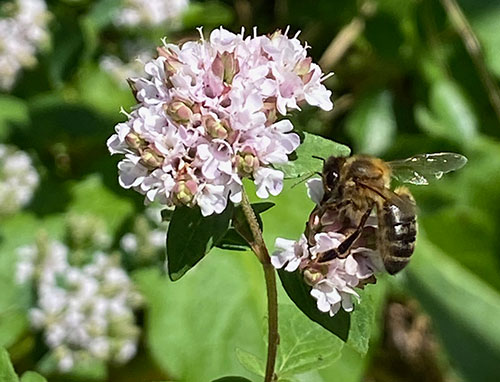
[312,155,325,162]
[291,172,316,189]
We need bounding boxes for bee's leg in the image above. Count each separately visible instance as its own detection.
[337,206,373,256]
[317,206,373,263]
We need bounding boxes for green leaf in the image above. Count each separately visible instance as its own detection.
[346,286,377,355]
[134,254,265,382]
[274,132,350,179]
[275,305,343,378]
[345,90,396,156]
[166,204,233,281]
[415,79,478,146]
[0,96,29,140]
[20,371,47,382]
[0,310,28,348]
[235,348,265,377]
[211,377,253,382]
[277,269,350,342]
[0,347,18,382]
[405,235,500,382]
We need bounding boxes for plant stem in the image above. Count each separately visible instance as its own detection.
[240,190,279,382]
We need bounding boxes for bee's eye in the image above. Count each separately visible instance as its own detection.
[326,171,339,188]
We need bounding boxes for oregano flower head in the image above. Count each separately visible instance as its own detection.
[107,27,333,216]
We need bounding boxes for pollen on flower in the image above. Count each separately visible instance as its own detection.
[107,27,333,216]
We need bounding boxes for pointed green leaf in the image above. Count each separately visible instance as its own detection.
[235,348,265,377]
[211,377,253,382]
[0,347,18,382]
[20,371,47,382]
[166,204,233,281]
[275,305,344,378]
[274,132,350,179]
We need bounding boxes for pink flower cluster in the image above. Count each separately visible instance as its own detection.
[107,27,333,216]
[271,179,383,316]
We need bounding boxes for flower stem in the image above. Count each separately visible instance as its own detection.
[240,190,279,382]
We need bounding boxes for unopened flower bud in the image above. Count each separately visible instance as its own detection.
[203,115,229,139]
[158,47,183,79]
[211,52,239,84]
[141,148,164,168]
[235,152,259,176]
[174,180,197,205]
[303,268,324,286]
[262,98,278,125]
[125,132,144,150]
[295,57,312,76]
[165,100,193,123]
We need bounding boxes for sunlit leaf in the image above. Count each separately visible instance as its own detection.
[135,255,265,382]
[235,348,265,377]
[275,305,343,378]
[20,371,48,382]
[274,132,350,179]
[0,347,18,382]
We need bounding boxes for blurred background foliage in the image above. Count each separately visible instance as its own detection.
[1,0,500,381]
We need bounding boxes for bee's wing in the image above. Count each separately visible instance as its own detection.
[388,152,467,185]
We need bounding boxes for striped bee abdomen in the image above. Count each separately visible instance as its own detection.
[377,189,417,275]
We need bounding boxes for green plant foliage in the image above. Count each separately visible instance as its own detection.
[406,235,500,382]
[0,347,18,382]
[166,204,233,280]
[211,377,253,382]
[415,78,478,147]
[20,372,48,382]
[0,96,29,140]
[278,269,350,342]
[217,202,275,251]
[235,348,264,377]
[134,253,265,382]
[345,90,396,156]
[274,304,344,379]
[274,132,350,179]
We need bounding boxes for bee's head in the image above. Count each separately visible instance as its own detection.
[322,156,345,193]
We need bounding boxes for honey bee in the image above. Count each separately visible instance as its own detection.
[307,153,467,274]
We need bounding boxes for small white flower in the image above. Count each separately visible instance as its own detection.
[0,145,39,215]
[0,0,50,90]
[113,0,189,28]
